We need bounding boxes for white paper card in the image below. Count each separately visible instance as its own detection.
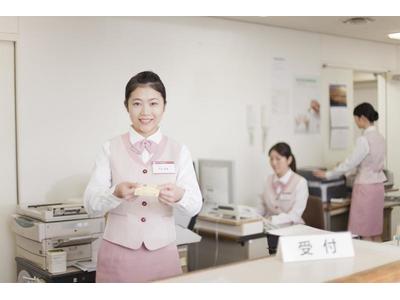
[268,224,327,236]
[330,106,349,127]
[279,231,354,262]
[152,161,176,174]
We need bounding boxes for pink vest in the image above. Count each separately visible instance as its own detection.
[102,133,182,251]
[355,129,386,184]
[262,172,304,224]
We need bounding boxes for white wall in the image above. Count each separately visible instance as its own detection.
[387,45,400,237]
[0,16,18,41]
[387,76,400,233]
[0,40,17,282]
[321,35,397,72]
[354,81,377,107]
[390,46,400,180]
[15,17,400,209]
[15,17,321,207]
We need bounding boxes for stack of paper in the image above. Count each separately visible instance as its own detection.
[330,198,346,204]
[72,260,97,272]
[267,224,327,236]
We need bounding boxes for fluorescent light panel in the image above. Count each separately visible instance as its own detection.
[388,32,400,40]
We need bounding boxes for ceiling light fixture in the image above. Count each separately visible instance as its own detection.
[388,32,400,40]
[342,17,375,25]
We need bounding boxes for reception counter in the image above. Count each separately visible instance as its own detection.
[159,235,400,282]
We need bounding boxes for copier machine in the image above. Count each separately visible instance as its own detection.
[11,202,105,282]
[297,167,348,202]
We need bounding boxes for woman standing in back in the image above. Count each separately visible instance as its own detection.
[314,102,386,241]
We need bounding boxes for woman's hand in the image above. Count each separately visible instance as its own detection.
[113,182,140,200]
[158,183,185,204]
[313,169,327,179]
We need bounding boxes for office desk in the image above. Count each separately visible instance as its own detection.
[324,199,400,240]
[188,230,268,271]
[160,239,400,282]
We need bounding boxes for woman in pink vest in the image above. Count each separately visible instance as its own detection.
[314,103,386,242]
[84,71,203,282]
[260,143,309,253]
[261,142,309,225]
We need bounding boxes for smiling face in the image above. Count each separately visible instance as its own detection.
[127,85,165,137]
[269,150,292,178]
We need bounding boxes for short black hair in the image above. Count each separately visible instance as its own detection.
[124,71,166,109]
[353,102,378,122]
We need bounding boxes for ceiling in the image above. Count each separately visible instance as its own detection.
[219,17,400,45]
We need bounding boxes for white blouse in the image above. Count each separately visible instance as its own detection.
[84,127,203,218]
[264,169,309,225]
[325,126,375,180]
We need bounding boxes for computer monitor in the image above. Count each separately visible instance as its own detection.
[198,159,234,206]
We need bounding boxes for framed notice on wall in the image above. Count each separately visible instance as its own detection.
[293,77,320,135]
[329,84,350,149]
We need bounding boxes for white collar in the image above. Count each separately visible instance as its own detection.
[273,169,293,185]
[364,126,376,134]
[128,126,162,144]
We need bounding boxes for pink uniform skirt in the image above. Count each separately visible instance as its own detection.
[96,239,182,283]
[348,183,384,237]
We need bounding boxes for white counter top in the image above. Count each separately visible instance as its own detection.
[160,234,400,282]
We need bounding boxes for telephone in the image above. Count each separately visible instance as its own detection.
[200,204,260,221]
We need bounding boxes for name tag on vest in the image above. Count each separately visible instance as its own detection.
[152,161,176,174]
[279,193,292,201]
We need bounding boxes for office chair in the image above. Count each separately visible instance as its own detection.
[302,195,325,230]
[188,161,203,231]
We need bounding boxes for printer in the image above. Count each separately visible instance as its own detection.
[16,202,88,222]
[297,167,348,203]
[383,169,395,190]
[11,202,105,273]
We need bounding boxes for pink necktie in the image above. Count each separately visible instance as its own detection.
[131,139,157,154]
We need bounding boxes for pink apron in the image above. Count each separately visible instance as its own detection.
[348,183,384,237]
[96,239,182,283]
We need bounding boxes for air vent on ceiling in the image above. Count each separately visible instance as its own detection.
[342,17,375,25]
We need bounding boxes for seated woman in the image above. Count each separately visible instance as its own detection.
[259,142,309,254]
